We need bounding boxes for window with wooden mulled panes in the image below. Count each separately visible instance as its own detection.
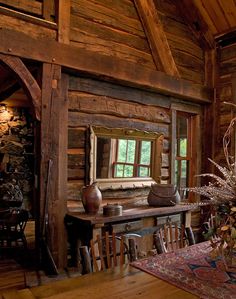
[175,112,198,201]
[113,139,152,178]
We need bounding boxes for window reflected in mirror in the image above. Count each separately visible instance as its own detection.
[96,137,152,179]
[90,126,164,190]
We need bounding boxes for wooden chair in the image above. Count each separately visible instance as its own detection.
[0,209,29,249]
[79,232,141,273]
[202,213,219,240]
[153,222,195,254]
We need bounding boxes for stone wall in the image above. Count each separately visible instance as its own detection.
[0,105,34,216]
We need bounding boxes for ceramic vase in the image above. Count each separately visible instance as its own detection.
[81,182,102,214]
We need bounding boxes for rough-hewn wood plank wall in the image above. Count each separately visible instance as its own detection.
[70,0,205,85]
[0,0,42,16]
[70,0,156,70]
[67,76,171,201]
[155,0,205,84]
[215,44,236,164]
[0,15,56,40]
[0,0,56,39]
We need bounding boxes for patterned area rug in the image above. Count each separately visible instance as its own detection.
[131,242,236,299]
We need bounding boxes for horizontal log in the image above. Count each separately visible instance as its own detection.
[220,44,236,62]
[0,28,213,103]
[70,15,150,52]
[72,0,140,20]
[67,149,85,155]
[163,139,170,151]
[219,63,236,77]
[68,128,86,149]
[67,180,84,200]
[0,0,42,16]
[71,0,145,37]
[0,7,57,32]
[161,168,169,178]
[68,92,170,123]
[70,36,155,69]
[68,112,170,136]
[69,77,171,108]
[177,66,203,85]
[168,34,203,61]
[161,153,169,167]
[68,168,85,180]
[68,154,85,169]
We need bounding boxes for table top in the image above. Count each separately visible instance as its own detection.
[30,263,198,299]
[66,204,193,225]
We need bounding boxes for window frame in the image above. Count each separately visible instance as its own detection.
[113,139,152,178]
[89,126,163,190]
[171,104,201,202]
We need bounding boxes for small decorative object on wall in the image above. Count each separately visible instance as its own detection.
[186,102,236,269]
[81,182,102,214]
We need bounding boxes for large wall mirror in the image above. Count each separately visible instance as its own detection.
[90,126,164,190]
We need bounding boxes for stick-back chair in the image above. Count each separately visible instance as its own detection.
[153,222,195,254]
[90,232,129,272]
[80,232,141,273]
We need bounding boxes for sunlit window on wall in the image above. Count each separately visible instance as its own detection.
[113,139,152,178]
[175,112,191,199]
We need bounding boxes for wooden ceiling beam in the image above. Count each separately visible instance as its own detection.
[172,0,215,50]
[0,28,212,103]
[134,0,179,77]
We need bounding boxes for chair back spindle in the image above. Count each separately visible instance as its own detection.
[154,222,195,254]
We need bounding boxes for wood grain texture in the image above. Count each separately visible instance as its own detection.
[56,0,70,43]
[68,91,170,123]
[0,9,57,36]
[42,0,55,21]
[70,0,156,69]
[0,0,42,16]
[155,0,205,84]
[30,264,197,299]
[69,77,171,108]
[134,0,180,77]
[40,65,68,269]
[0,28,212,103]
[172,0,215,50]
[68,112,169,136]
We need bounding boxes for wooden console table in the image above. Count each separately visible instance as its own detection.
[65,204,194,266]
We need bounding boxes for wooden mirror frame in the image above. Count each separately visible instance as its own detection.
[89,126,164,190]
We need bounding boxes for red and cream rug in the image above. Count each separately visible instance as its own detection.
[131,242,236,299]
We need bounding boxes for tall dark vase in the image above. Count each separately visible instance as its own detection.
[81,182,102,214]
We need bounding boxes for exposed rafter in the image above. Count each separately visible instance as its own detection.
[172,0,215,50]
[134,0,180,78]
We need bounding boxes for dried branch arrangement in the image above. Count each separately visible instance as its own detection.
[186,109,236,205]
[186,103,236,268]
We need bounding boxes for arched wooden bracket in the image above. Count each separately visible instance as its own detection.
[0,53,41,120]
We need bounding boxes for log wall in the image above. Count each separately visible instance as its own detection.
[0,0,42,16]
[67,76,171,201]
[214,44,236,164]
[70,0,205,84]
[155,0,205,84]
[0,0,205,86]
[70,0,156,70]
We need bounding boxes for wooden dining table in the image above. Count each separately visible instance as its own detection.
[29,263,198,299]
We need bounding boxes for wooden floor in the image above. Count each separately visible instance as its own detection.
[0,221,81,298]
